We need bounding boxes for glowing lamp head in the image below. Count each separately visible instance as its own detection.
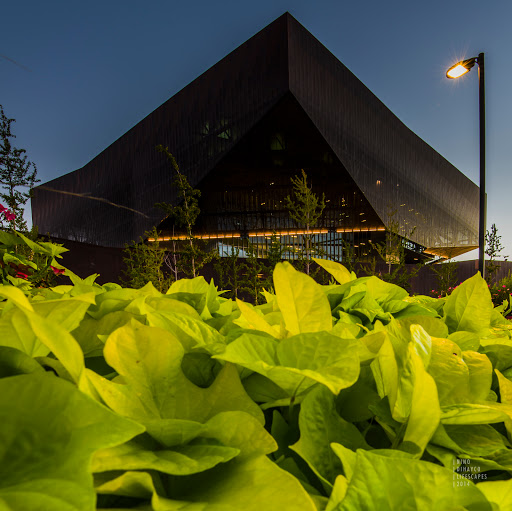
[446,58,477,79]
[447,64,470,79]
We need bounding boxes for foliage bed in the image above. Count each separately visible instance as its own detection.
[2,260,512,510]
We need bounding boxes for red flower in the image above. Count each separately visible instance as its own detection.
[51,266,65,275]
[15,272,28,280]
[2,210,15,222]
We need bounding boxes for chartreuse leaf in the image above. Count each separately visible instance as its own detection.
[168,455,317,511]
[0,308,50,357]
[97,455,317,511]
[38,240,69,257]
[0,285,34,312]
[387,315,449,340]
[371,326,441,454]
[337,366,380,423]
[242,372,289,405]
[233,298,281,338]
[440,403,509,425]
[496,369,512,404]
[458,450,512,473]
[195,410,277,459]
[72,310,139,356]
[146,310,226,352]
[13,230,52,254]
[477,480,512,510]
[94,470,157,500]
[330,446,492,511]
[364,276,409,304]
[325,476,349,511]
[465,351,493,402]
[64,268,102,287]
[401,341,440,455]
[145,295,202,318]
[86,320,263,424]
[291,386,369,490]
[0,346,45,377]
[431,423,509,457]
[94,470,176,510]
[335,284,366,317]
[273,262,332,335]
[371,336,399,416]
[214,331,360,396]
[139,419,207,448]
[426,339,493,407]
[0,300,87,382]
[93,410,276,476]
[21,308,86,384]
[0,373,143,511]
[449,331,481,351]
[92,436,240,476]
[444,272,493,334]
[372,326,427,421]
[31,293,96,333]
[427,337,470,405]
[86,283,159,320]
[481,342,512,373]
[350,293,384,323]
[331,319,361,340]
[313,258,355,285]
[166,277,221,319]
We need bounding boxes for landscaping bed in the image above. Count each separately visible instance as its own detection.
[1,259,512,510]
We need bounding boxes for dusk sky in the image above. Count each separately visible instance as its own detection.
[2,0,511,261]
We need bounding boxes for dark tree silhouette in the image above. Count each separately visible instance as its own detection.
[0,104,39,230]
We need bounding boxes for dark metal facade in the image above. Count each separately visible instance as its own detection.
[32,13,478,257]
[286,16,478,255]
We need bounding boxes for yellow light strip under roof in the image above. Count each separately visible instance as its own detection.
[148,226,386,242]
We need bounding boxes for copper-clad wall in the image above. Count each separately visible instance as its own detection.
[286,15,478,252]
[32,16,290,247]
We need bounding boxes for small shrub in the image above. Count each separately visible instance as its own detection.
[121,226,173,292]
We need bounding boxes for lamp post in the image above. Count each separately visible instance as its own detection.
[446,53,486,278]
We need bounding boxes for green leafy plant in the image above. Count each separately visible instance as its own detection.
[367,210,423,291]
[485,223,507,284]
[214,244,243,300]
[341,237,358,274]
[121,226,173,292]
[2,259,512,509]
[0,220,68,291]
[488,271,512,313]
[258,231,285,293]
[285,169,325,276]
[239,241,267,304]
[431,249,459,297]
[156,145,215,278]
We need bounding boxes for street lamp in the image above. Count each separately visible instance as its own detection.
[446,53,486,278]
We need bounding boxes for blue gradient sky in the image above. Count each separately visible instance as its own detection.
[1,0,511,260]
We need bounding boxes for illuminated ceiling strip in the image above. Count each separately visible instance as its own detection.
[148,226,387,242]
[336,227,385,233]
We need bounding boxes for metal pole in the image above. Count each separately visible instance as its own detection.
[478,53,486,278]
